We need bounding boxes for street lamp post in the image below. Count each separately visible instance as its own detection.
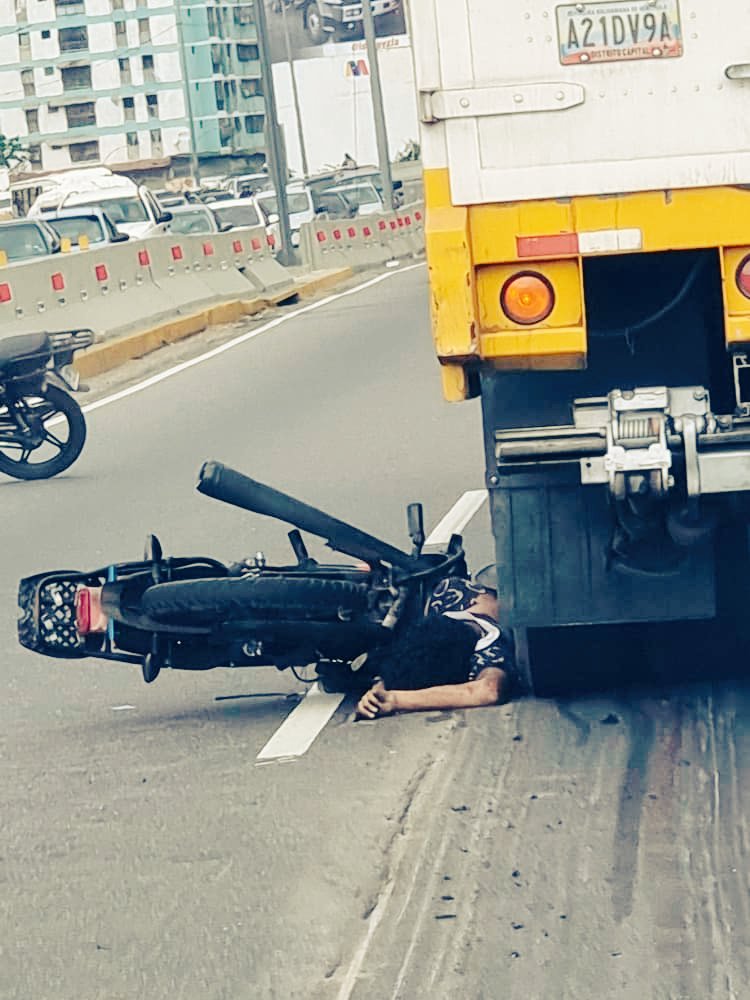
[174,0,201,186]
[280,3,310,178]
[254,0,298,266]
[361,1,394,209]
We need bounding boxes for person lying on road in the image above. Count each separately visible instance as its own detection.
[355,577,517,720]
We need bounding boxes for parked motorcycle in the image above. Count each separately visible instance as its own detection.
[0,329,93,480]
[18,462,467,688]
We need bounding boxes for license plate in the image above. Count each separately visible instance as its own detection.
[557,0,683,66]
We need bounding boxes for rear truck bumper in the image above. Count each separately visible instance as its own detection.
[422,168,750,400]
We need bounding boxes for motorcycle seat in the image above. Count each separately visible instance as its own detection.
[0,333,51,371]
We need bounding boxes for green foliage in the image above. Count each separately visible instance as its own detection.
[0,134,30,170]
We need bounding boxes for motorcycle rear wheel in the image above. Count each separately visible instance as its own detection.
[141,575,369,624]
[0,384,86,481]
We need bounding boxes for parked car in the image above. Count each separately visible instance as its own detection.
[44,208,130,247]
[226,172,271,198]
[166,204,233,236]
[282,0,402,45]
[0,219,60,262]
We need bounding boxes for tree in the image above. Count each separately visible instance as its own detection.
[0,134,29,170]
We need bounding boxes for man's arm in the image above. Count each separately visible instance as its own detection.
[355,668,507,720]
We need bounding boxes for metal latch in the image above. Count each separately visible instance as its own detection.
[419,83,585,124]
[726,64,750,80]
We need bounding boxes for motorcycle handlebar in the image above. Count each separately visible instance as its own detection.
[197,461,428,573]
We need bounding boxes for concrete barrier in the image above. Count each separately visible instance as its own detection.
[298,202,425,272]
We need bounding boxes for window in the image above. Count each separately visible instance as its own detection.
[244,114,263,134]
[24,108,38,133]
[214,80,224,111]
[122,96,135,121]
[65,102,96,127]
[61,65,91,90]
[236,44,259,62]
[44,65,55,75]
[41,29,51,39]
[233,116,241,133]
[70,140,100,163]
[234,5,253,26]
[58,25,89,52]
[112,0,123,7]
[21,69,34,97]
[146,93,158,117]
[115,21,127,44]
[240,78,261,99]
[138,18,150,44]
[142,54,155,82]
[55,0,85,14]
[150,127,162,154]
[118,57,131,83]
[27,143,42,166]
[18,32,30,57]
[127,131,138,147]
[213,203,260,228]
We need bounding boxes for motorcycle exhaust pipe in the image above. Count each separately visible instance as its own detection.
[197,461,427,572]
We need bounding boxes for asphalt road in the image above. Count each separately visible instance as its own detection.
[3,265,750,1000]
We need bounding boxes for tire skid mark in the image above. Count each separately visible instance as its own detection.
[609,703,655,923]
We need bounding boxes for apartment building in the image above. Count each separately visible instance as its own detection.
[0,0,266,175]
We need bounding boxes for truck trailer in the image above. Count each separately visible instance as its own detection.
[410,0,750,689]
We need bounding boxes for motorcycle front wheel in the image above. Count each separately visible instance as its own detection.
[0,384,87,480]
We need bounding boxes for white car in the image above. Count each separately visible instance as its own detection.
[254,186,316,249]
[29,168,171,239]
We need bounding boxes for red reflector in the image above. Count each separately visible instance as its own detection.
[389,220,397,230]
[404,216,412,226]
[347,227,356,238]
[316,231,327,243]
[333,229,342,240]
[737,255,750,299]
[95,264,108,281]
[517,233,579,258]
[251,237,262,250]
[51,272,64,291]
[363,226,372,237]
[171,245,183,261]
[267,233,276,247]
[232,239,243,253]
[378,221,387,231]
[203,242,214,256]
[138,249,150,266]
[415,211,422,221]
[75,587,90,633]
[397,217,404,228]
[75,586,107,635]
[0,283,11,303]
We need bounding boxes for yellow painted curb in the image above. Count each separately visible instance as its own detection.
[294,268,353,298]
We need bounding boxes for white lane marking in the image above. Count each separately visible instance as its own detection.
[111,704,136,711]
[423,489,488,547]
[256,682,344,762]
[255,489,489,761]
[80,263,426,416]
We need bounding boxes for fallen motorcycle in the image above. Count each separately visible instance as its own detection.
[0,329,93,480]
[18,462,467,688]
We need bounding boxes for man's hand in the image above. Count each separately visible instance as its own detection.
[355,680,398,720]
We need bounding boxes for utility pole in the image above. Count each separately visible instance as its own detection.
[254,0,298,266]
[361,1,394,209]
[174,0,201,186]
[280,3,309,178]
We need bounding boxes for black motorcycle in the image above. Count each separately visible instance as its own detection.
[0,329,93,480]
[18,462,467,689]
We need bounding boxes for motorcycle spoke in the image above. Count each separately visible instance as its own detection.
[44,431,65,450]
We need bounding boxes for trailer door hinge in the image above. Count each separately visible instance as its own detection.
[419,83,585,124]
